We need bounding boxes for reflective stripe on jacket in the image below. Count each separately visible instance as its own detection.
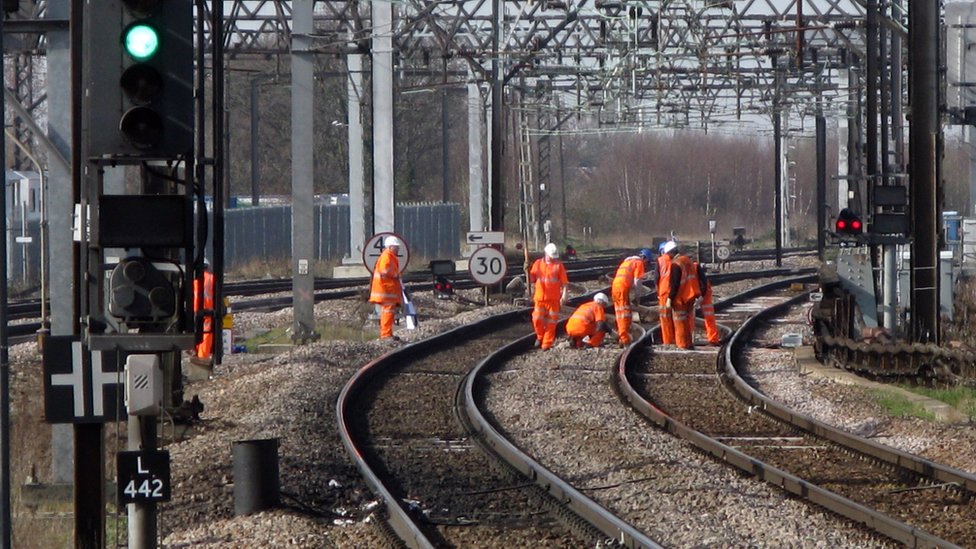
[369,249,403,304]
[656,254,672,298]
[669,254,701,305]
[566,301,606,334]
[694,261,711,296]
[612,256,645,294]
[529,257,568,302]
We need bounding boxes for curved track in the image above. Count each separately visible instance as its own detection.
[336,268,821,547]
[617,278,976,547]
[337,311,597,547]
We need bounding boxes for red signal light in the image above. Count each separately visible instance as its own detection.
[433,276,454,298]
[835,208,863,237]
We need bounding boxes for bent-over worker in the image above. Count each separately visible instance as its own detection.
[612,248,653,347]
[664,242,701,350]
[566,292,612,348]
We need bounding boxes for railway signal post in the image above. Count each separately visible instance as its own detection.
[43,1,197,546]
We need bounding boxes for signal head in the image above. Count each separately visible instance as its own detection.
[122,22,161,61]
[835,208,863,237]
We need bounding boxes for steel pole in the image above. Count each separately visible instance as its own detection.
[0,8,9,548]
[908,1,941,342]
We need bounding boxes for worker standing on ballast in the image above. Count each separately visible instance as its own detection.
[566,292,612,348]
[657,242,675,345]
[696,261,720,345]
[192,259,215,363]
[612,248,653,347]
[529,243,569,350]
[369,236,404,340]
[663,241,701,350]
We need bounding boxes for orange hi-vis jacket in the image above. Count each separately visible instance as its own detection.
[369,249,403,305]
[193,269,215,359]
[656,254,672,299]
[529,257,568,303]
[669,254,701,305]
[566,300,607,335]
[612,256,646,295]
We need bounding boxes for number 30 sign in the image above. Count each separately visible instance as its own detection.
[468,246,507,285]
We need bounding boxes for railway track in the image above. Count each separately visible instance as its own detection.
[337,311,604,547]
[476,274,894,547]
[617,277,976,547]
[336,269,830,547]
[6,247,816,320]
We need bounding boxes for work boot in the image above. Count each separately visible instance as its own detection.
[534,339,542,348]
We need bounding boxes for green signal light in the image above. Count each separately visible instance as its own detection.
[123,23,160,61]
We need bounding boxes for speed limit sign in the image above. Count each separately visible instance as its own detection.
[468,246,507,285]
[715,246,731,261]
[363,232,410,274]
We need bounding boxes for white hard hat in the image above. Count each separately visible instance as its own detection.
[593,292,609,305]
[544,242,559,258]
[384,236,402,248]
[663,241,678,254]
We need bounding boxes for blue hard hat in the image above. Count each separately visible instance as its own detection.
[640,248,654,261]
[657,242,667,253]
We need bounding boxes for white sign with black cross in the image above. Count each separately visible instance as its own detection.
[43,336,122,423]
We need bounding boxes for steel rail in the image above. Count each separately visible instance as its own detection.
[459,316,662,549]
[6,247,816,320]
[336,308,527,548]
[337,304,645,546]
[719,293,967,548]
[337,284,663,546]
[614,276,962,549]
[723,294,976,502]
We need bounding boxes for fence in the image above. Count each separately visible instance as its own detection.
[6,202,462,288]
[215,202,461,268]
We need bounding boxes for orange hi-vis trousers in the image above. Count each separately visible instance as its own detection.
[612,286,633,345]
[658,295,675,345]
[193,272,215,360]
[531,299,561,350]
[701,284,720,345]
[378,304,397,338]
[672,299,696,349]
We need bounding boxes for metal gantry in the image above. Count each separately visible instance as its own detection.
[198,1,870,131]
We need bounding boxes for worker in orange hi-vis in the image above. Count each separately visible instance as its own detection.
[656,241,675,345]
[193,259,216,361]
[529,243,569,350]
[664,242,702,350]
[566,292,612,348]
[695,261,721,345]
[369,236,404,340]
[611,248,653,347]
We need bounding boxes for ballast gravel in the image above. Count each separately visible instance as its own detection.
[9,255,973,548]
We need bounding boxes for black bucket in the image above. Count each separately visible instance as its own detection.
[232,438,280,515]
